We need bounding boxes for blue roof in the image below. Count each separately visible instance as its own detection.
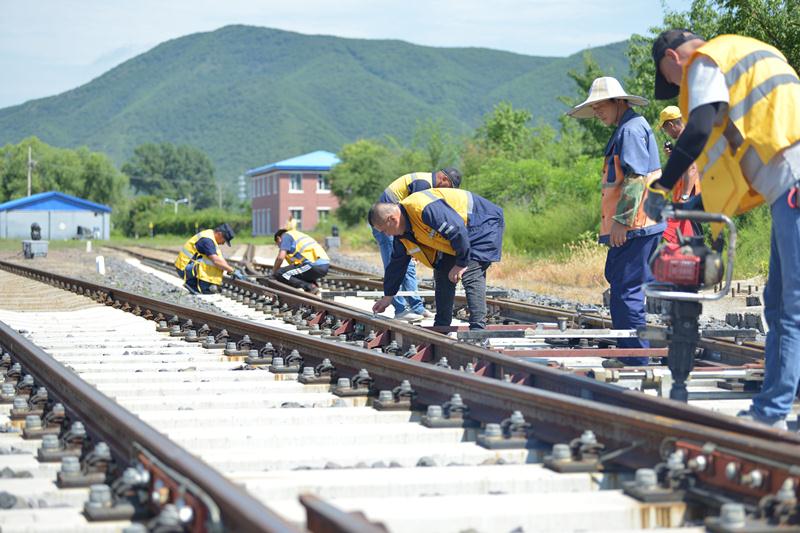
[246,150,340,176]
[0,191,112,213]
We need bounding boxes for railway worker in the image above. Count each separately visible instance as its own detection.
[174,223,244,294]
[657,105,702,242]
[567,76,665,368]
[368,188,504,330]
[373,168,462,321]
[272,229,329,295]
[646,29,800,429]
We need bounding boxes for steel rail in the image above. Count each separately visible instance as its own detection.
[242,247,766,365]
[9,255,790,447]
[0,320,298,533]
[1,260,798,462]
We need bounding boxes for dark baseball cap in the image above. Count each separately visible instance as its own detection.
[214,223,235,245]
[439,167,462,188]
[651,29,703,100]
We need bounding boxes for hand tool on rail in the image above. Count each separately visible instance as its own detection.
[640,208,739,402]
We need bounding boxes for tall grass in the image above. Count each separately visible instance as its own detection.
[732,205,771,278]
[502,201,599,257]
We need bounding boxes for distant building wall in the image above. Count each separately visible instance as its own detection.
[251,170,338,236]
[1,210,110,239]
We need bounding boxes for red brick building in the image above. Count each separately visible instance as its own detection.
[247,150,340,235]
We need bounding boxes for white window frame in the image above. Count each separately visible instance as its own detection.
[266,207,272,234]
[289,173,303,193]
[317,207,330,223]
[289,207,303,230]
[316,173,330,193]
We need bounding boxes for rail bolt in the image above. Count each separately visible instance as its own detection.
[719,503,746,528]
[483,423,502,438]
[302,367,316,379]
[271,357,285,369]
[24,415,42,430]
[464,363,476,373]
[0,383,15,401]
[41,434,61,451]
[436,357,450,368]
[426,405,443,419]
[724,461,739,480]
[87,484,113,508]
[551,443,572,462]
[635,468,658,490]
[378,390,394,403]
[12,396,28,410]
[60,456,81,474]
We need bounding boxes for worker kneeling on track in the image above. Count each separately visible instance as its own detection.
[369,188,504,330]
[174,223,245,294]
[272,229,330,295]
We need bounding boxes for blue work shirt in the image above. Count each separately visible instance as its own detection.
[601,108,666,243]
[383,196,504,296]
[194,237,217,257]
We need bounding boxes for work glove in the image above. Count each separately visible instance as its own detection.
[644,184,669,222]
[232,268,246,281]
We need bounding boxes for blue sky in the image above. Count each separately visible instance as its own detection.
[0,0,692,109]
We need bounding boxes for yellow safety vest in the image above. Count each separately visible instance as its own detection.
[284,230,329,266]
[398,189,473,268]
[174,229,224,286]
[383,172,433,203]
[679,35,800,232]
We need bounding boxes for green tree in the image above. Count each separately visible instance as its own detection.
[474,102,534,159]
[714,0,800,72]
[410,118,460,170]
[0,137,127,205]
[560,52,613,154]
[330,139,399,226]
[122,142,217,209]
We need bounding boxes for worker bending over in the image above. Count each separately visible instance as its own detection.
[272,229,329,294]
[369,188,504,330]
[657,105,702,242]
[374,168,462,321]
[647,30,800,429]
[567,77,665,367]
[174,223,244,294]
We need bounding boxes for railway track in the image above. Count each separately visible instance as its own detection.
[110,244,768,401]
[0,253,798,531]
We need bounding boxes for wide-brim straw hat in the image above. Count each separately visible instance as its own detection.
[567,76,649,119]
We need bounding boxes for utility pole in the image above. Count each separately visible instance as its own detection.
[27,146,33,196]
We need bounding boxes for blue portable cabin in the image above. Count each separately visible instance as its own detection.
[0,191,112,240]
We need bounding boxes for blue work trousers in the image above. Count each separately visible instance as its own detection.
[604,233,662,366]
[372,228,426,315]
[752,191,800,420]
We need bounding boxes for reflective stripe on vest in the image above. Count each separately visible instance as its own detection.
[383,172,433,203]
[399,188,473,259]
[174,229,224,285]
[679,35,800,226]
[285,230,329,265]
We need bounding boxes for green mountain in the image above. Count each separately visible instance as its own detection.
[0,25,629,180]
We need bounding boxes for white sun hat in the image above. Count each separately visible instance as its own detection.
[567,76,649,119]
